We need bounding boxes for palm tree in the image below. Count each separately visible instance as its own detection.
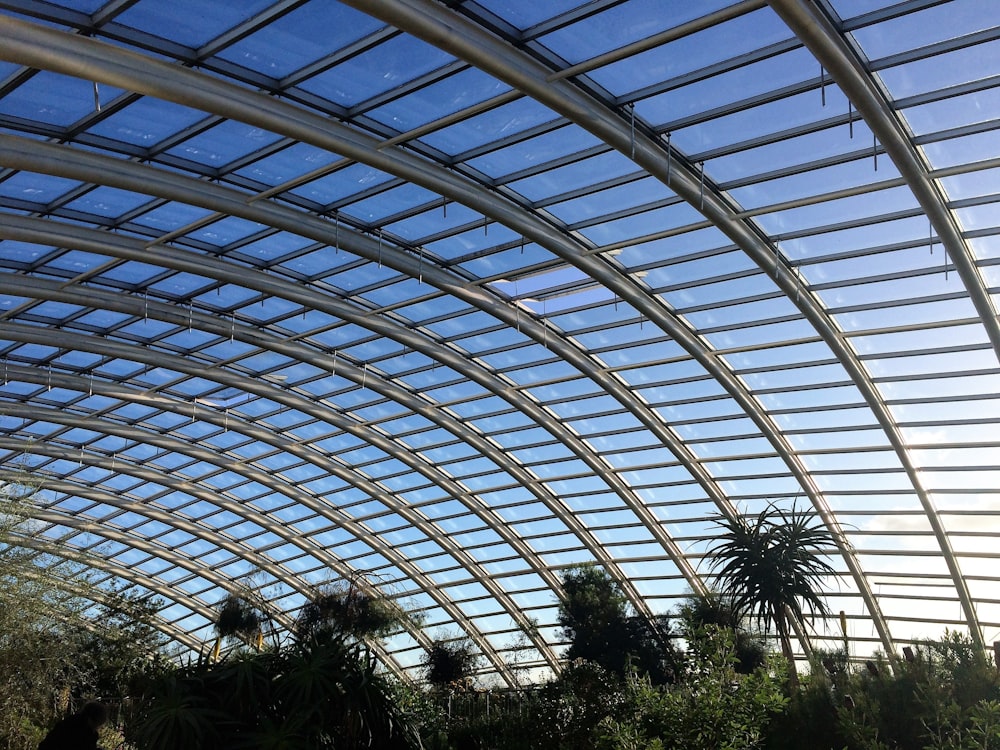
[709,502,837,679]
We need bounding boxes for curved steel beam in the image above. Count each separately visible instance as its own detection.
[0,270,564,663]
[0,15,893,654]
[0,349,530,681]
[3,444,368,605]
[0,528,209,654]
[9,507,299,638]
[767,0,1000,356]
[0,414,528,683]
[0,144,706,613]
[1,344,561,674]
[766,0,985,649]
[0,22,725,605]
[4,486,289,635]
[1,439,407,673]
[338,0,895,658]
[0,218,628,620]
[1,278,648,674]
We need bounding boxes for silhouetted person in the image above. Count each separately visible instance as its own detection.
[38,701,108,750]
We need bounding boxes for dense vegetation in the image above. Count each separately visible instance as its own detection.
[0,474,170,750]
[7,489,1000,750]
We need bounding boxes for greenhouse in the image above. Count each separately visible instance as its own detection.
[1,0,1000,748]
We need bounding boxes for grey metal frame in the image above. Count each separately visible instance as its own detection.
[0,0,998,679]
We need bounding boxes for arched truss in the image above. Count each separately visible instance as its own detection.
[1,0,1000,682]
[0,534,209,653]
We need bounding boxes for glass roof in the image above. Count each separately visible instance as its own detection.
[1,0,999,682]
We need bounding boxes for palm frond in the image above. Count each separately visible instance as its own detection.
[708,502,836,635]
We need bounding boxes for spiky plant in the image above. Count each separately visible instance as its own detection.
[709,502,837,678]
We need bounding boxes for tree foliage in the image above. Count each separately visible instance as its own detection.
[0,469,168,749]
[216,593,264,643]
[598,627,787,750]
[426,627,786,750]
[125,636,424,750]
[424,636,481,689]
[677,592,767,674]
[295,580,413,644]
[763,629,1000,750]
[557,564,678,683]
